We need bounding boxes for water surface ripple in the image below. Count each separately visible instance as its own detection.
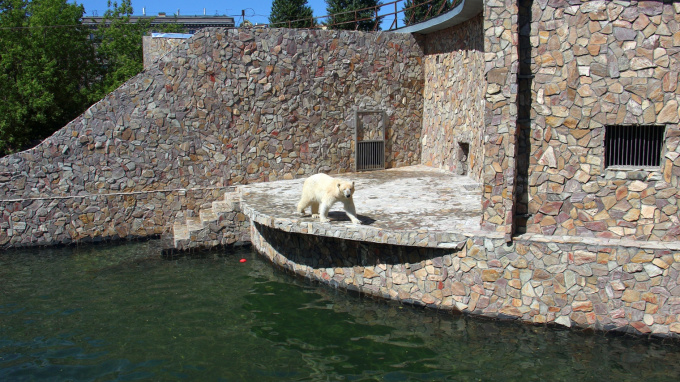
[1,241,679,381]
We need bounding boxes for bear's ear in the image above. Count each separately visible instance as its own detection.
[351,181,355,187]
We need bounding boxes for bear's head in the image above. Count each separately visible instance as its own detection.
[337,180,355,199]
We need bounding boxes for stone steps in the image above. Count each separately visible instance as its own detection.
[164,189,251,254]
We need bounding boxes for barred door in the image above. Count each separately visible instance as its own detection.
[354,109,386,172]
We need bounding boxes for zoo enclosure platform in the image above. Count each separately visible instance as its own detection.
[239,165,501,249]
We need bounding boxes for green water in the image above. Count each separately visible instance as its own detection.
[1,241,680,381]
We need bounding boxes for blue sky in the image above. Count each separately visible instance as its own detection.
[75,0,347,26]
[74,0,407,28]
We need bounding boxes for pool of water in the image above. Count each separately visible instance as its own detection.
[1,241,680,381]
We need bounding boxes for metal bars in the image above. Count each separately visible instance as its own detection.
[357,141,385,171]
[604,125,665,168]
[354,109,386,172]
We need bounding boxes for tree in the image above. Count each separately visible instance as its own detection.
[325,0,382,31]
[403,0,450,26]
[0,0,97,155]
[88,0,152,101]
[269,0,314,28]
[0,0,183,155]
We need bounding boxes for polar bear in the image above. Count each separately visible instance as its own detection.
[297,173,362,224]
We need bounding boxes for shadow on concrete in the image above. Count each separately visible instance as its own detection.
[255,223,456,269]
[325,211,377,225]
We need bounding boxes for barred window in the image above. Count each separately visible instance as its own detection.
[604,125,664,168]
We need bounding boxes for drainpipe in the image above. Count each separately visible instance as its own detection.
[509,0,534,242]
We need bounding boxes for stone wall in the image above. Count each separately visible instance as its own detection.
[521,0,680,241]
[143,35,189,69]
[1,188,225,247]
[252,222,680,337]
[0,28,425,248]
[480,0,520,238]
[420,15,486,181]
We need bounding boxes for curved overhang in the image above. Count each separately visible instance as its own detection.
[395,0,484,34]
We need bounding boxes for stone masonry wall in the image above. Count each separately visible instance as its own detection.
[252,223,680,337]
[143,35,189,69]
[421,15,486,181]
[0,28,424,248]
[481,0,520,238]
[523,1,680,241]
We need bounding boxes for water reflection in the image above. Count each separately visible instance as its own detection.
[1,241,679,381]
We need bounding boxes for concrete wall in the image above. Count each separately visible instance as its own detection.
[420,14,486,181]
[520,0,680,241]
[252,222,680,337]
[0,28,425,248]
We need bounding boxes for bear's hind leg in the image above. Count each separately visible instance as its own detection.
[297,197,310,215]
[310,202,320,218]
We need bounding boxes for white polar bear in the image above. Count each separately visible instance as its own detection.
[297,173,362,224]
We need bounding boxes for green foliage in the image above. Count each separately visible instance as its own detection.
[0,0,96,154]
[88,0,150,101]
[0,0,186,155]
[269,0,314,28]
[325,0,382,31]
[403,0,450,26]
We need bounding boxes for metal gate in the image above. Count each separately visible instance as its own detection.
[354,109,386,172]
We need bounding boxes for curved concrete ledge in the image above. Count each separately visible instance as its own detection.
[395,0,484,35]
[242,167,680,337]
[239,165,501,249]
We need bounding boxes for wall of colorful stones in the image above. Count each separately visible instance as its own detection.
[420,15,487,182]
[480,0,520,238]
[0,27,425,248]
[142,35,188,69]
[522,1,680,241]
[0,188,225,247]
[251,222,680,336]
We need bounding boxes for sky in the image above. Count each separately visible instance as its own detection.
[73,0,356,26]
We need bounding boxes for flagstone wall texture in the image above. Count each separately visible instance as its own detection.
[519,0,680,241]
[480,0,521,238]
[420,14,486,181]
[252,222,680,336]
[142,35,188,69]
[0,28,425,247]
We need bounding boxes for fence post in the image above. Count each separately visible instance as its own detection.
[374,8,378,31]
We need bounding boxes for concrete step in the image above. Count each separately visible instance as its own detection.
[166,190,249,253]
[200,208,218,224]
[224,191,241,209]
[186,216,203,232]
[173,220,189,242]
[212,200,232,213]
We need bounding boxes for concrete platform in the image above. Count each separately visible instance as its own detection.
[239,165,502,248]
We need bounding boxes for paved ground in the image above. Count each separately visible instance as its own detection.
[239,165,502,248]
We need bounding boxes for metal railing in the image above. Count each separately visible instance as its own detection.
[266,0,463,31]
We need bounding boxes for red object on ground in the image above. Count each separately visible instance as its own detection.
[239,258,247,263]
